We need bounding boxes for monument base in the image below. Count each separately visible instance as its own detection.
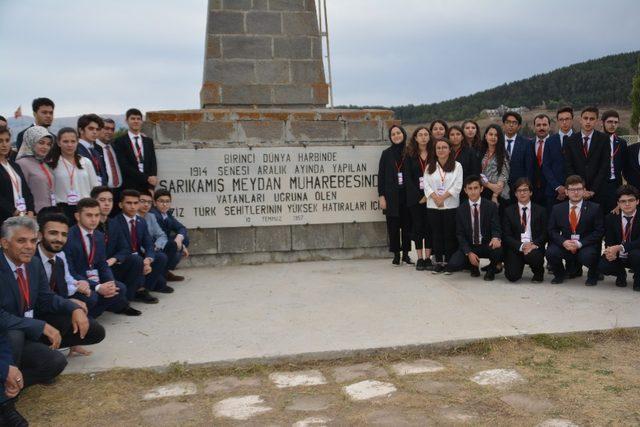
[143,107,399,266]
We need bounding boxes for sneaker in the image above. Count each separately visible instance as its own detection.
[134,289,159,304]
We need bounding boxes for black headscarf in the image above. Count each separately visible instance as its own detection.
[387,125,407,162]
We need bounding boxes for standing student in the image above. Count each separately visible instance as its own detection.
[15,126,56,213]
[564,107,610,206]
[77,114,107,186]
[530,114,552,207]
[16,98,55,152]
[430,120,448,140]
[546,175,604,285]
[403,126,433,270]
[0,127,34,225]
[445,175,502,280]
[378,125,413,265]
[462,120,482,150]
[598,185,640,290]
[424,138,463,272]
[600,110,627,214]
[113,108,158,193]
[542,106,574,209]
[448,125,479,187]
[479,124,510,210]
[502,111,533,201]
[502,178,548,283]
[95,118,122,207]
[48,128,100,224]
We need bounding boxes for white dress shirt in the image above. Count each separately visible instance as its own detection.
[534,135,549,164]
[52,156,101,203]
[468,198,483,242]
[423,161,463,209]
[505,135,516,157]
[37,245,78,296]
[517,202,532,250]
[558,129,573,147]
[580,131,594,151]
[128,131,144,162]
[96,139,122,188]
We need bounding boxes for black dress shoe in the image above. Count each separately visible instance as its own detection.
[532,274,544,283]
[166,271,185,282]
[616,275,628,287]
[598,273,604,281]
[134,289,159,304]
[402,254,414,265]
[470,267,481,277]
[154,285,174,294]
[432,264,444,274]
[483,270,495,281]
[0,400,28,427]
[585,277,598,286]
[117,306,142,316]
[568,269,583,279]
[415,259,425,271]
[633,284,640,292]
[392,253,400,265]
[551,276,564,284]
[423,258,434,271]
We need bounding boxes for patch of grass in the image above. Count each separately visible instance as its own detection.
[595,369,614,376]
[517,354,560,374]
[531,334,591,350]
[450,339,494,356]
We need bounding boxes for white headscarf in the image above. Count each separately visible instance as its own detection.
[16,126,52,161]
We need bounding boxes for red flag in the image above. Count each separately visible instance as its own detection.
[14,106,22,119]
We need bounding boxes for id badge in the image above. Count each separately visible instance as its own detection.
[86,269,99,283]
[571,234,580,241]
[620,252,628,259]
[15,197,26,213]
[397,172,403,186]
[138,163,144,173]
[49,193,57,206]
[480,173,488,184]
[437,184,445,196]
[67,190,80,205]
[24,310,34,319]
[418,176,425,190]
[520,233,530,243]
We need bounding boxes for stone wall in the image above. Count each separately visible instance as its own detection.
[143,108,399,266]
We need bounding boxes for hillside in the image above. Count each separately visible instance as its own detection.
[356,51,639,124]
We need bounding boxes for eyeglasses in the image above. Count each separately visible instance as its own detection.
[566,187,584,192]
[156,200,171,205]
[515,189,531,193]
[140,200,152,205]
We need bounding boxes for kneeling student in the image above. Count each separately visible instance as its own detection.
[445,175,502,280]
[546,175,604,285]
[502,178,548,282]
[598,185,640,290]
[152,189,188,281]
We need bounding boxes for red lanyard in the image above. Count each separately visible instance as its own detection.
[454,147,462,160]
[80,232,96,268]
[3,163,22,198]
[623,216,635,242]
[612,144,621,158]
[395,157,404,173]
[61,158,77,187]
[418,156,427,174]
[437,163,447,184]
[131,137,143,163]
[38,163,53,191]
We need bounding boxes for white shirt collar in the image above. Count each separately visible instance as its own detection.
[569,200,583,211]
[37,244,56,263]
[78,138,94,150]
[4,255,23,274]
[128,131,141,140]
[468,198,481,207]
[622,210,637,219]
[559,129,573,138]
[518,201,532,211]
[78,224,94,237]
[123,213,138,222]
[581,131,594,139]
[536,135,549,143]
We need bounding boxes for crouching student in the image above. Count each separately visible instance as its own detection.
[599,185,640,290]
[151,189,188,281]
[445,175,502,280]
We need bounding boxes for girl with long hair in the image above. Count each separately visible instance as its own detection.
[462,120,482,150]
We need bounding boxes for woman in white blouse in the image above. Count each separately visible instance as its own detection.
[47,127,100,224]
[424,138,463,273]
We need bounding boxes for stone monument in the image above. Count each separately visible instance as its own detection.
[143,0,398,266]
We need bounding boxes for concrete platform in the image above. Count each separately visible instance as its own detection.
[64,259,640,374]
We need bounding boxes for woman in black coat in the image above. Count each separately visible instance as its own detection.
[0,127,35,225]
[378,125,413,265]
[448,125,480,199]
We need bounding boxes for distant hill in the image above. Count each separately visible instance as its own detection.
[344,51,640,124]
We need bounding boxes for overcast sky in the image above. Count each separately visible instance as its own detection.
[1,0,639,117]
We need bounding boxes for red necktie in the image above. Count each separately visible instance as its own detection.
[569,206,579,233]
[15,267,30,313]
[105,145,120,187]
[130,219,139,252]
[582,136,589,157]
[536,140,544,167]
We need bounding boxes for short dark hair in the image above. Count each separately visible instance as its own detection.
[103,118,116,125]
[120,189,141,201]
[77,113,104,131]
[617,184,639,201]
[580,106,599,117]
[565,175,585,187]
[533,114,551,125]
[514,177,532,192]
[126,108,143,119]
[556,106,574,118]
[464,175,482,188]
[76,197,100,213]
[139,189,154,198]
[153,188,172,201]
[0,115,7,123]
[0,126,10,137]
[90,186,112,199]
[601,110,619,122]
[38,212,69,231]
[32,97,55,113]
[502,111,522,125]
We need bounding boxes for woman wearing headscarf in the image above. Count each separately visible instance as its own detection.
[15,126,56,213]
[378,124,413,265]
[0,126,34,224]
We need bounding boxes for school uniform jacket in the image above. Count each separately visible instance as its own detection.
[502,202,548,253]
[455,197,501,255]
[113,133,157,192]
[547,201,604,249]
[603,212,640,254]
[63,225,114,288]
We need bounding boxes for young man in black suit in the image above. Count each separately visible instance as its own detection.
[542,106,574,210]
[445,175,502,281]
[600,110,628,214]
[546,175,604,285]
[502,111,533,203]
[530,114,552,207]
[598,185,640,290]
[113,108,157,193]
[564,107,610,207]
[502,177,548,283]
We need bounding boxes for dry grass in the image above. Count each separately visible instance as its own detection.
[18,329,640,426]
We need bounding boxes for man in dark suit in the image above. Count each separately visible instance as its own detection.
[546,175,604,285]
[96,119,123,213]
[542,106,574,210]
[502,111,533,202]
[0,331,27,426]
[152,189,189,281]
[564,107,610,207]
[502,177,548,282]
[623,137,640,190]
[599,185,640,290]
[64,198,140,317]
[108,190,171,300]
[530,114,552,207]
[599,110,628,214]
[113,108,157,193]
[0,216,103,387]
[77,114,108,186]
[445,175,502,280]
[15,97,55,152]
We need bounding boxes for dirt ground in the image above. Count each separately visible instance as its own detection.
[14,329,640,426]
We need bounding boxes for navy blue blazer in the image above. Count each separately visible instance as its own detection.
[77,142,108,186]
[547,201,604,249]
[151,208,190,246]
[107,214,155,260]
[623,143,640,190]
[0,334,12,382]
[604,212,640,254]
[63,225,114,287]
[564,130,610,195]
[33,248,69,298]
[506,135,533,186]
[541,133,567,198]
[0,251,78,340]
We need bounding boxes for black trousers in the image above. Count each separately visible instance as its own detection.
[385,204,412,254]
[601,180,620,215]
[90,281,129,317]
[408,204,428,250]
[546,243,600,279]
[427,208,457,262]
[111,254,144,300]
[447,244,503,272]
[599,250,640,285]
[504,247,545,282]
[162,239,183,271]
[8,313,105,387]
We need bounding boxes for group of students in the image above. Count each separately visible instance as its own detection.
[0,98,190,426]
[378,106,640,287]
